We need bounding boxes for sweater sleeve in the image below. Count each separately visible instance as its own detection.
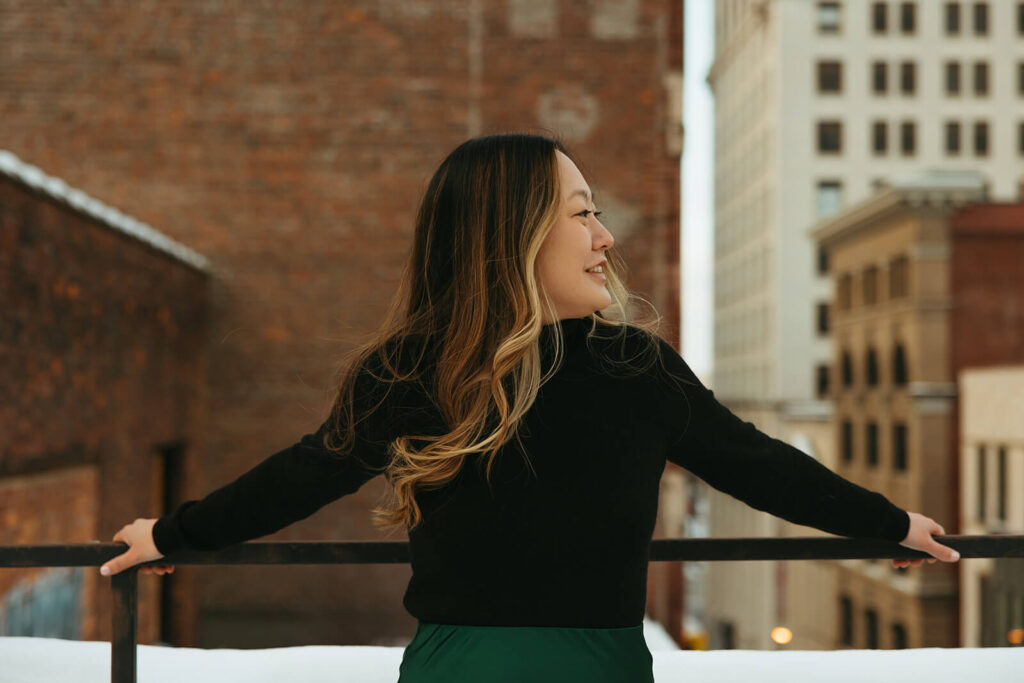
[655,338,910,543]
[151,415,390,556]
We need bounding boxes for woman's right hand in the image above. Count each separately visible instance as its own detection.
[100,518,175,577]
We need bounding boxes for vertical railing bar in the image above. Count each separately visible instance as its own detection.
[111,570,138,683]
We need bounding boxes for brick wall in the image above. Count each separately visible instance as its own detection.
[0,174,209,644]
[1,0,682,646]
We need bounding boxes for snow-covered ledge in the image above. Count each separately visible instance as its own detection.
[1,631,1021,682]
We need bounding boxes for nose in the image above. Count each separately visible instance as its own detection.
[592,217,614,251]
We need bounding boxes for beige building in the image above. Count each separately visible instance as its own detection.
[960,366,1024,647]
[810,172,989,649]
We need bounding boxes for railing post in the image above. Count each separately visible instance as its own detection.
[111,570,138,683]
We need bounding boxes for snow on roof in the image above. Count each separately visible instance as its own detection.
[1,634,1021,683]
[0,149,210,273]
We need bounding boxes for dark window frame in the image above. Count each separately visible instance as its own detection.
[946,120,962,155]
[893,423,908,471]
[872,120,888,154]
[818,61,843,93]
[946,61,961,95]
[901,121,916,155]
[945,2,961,34]
[973,2,989,35]
[900,2,916,34]
[872,61,888,94]
[974,61,989,96]
[974,120,989,156]
[818,121,843,154]
[866,422,879,467]
[900,61,916,95]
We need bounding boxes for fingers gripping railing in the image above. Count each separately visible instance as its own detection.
[1,535,1022,683]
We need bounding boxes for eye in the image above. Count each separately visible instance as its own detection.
[575,210,603,219]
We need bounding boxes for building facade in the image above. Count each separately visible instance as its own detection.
[704,0,1024,648]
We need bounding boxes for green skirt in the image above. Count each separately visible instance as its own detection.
[397,621,655,683]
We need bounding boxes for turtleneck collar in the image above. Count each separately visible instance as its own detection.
[539,315,593,358]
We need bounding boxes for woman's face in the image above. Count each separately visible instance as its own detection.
[535,151,615,324]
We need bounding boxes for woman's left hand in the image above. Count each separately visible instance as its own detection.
[893,511,960,568]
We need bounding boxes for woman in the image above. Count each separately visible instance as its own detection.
[100,133,958,682]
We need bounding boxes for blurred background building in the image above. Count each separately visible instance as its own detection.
[704,0,1024,650]
[1,0,684,648]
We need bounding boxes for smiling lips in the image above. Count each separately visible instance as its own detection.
[585,260,607,282]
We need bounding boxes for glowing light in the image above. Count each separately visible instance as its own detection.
[771,626,793,645]
[1007,628,1024,645]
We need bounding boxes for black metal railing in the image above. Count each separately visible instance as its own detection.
[2,535,1023,683]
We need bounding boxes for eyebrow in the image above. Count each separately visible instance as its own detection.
[567,189,595,203]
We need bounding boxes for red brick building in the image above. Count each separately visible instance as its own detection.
[1,1,683,647]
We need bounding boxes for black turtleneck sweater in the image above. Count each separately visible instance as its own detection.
[152,317,909,628]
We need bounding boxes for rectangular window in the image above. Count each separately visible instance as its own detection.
[818,246,830,275]
[974,61,989,96]
[946,121,961,154]
[863,265,878,305]
[889,255,909,297]
[900,61,916,95]
[873,120,888,154]
[997,445,1007,521]
[901,121,916,155]
[974,121,989,156]
[818,121,843,153]
[816,364,831,398]
[1019,122,1024,156]
[817,302,830,334]
[873,61,888,94]
[817,180,843,216]
[838,274,853,311]
[818,2,841,33]
[946,2,961,34]
[900,2,916,34]
[840,596,854,646]
[973,2,989,35]
[872,2,888,32]
[946,61,961,94]
[977,444,987,521]
[866,422,879,466]
[818,61,843,93]
[841,421,854,463]
[892,623,908,649]
[1020,2,1024,34]
[866,609,879,648]
[1018,62,1024,95]
[893,423,908,471]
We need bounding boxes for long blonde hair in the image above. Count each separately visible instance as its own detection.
[325,133,662,532]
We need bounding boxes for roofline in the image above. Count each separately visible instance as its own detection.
[0,149,210,273]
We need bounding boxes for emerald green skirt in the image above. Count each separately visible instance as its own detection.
[397,621,655,683]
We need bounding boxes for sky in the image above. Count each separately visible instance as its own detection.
[681,0,714,384]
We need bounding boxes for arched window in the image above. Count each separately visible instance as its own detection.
[893,343,908,386]
[866,347,879,386]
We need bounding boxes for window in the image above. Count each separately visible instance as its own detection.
[946,2,961,34]
[1018,62,1024,95]
[863,265,878,304]
[893,423,908,471]
[946,121,961,154]
[892,343,908,385]
[817,180,843,216]
[892,623,908,649]
[817,302,831,334]
[816,364,831,398]
[1019,122,1024,156]
[866,609,879,648]
[840,596,854,646]
[866,348,879,386]
[872,61,888,94]
[900,62,916,95]
[973,2,989,35]
[900,3,916,33]
[977,444,987,521]
[818,2,841,33]
[838,273,853,310]
[1020,2,1024,34]
[889,255,909,297]
[841,421,854,462]
[818,121,843,153]
[974,61,989,96]
[818,246,830,275]
[841,351,854,386]
[974,121,989,156]
[901,121,916,155]
[818,61,843,93]
[873,120,888,154]
[946,61,961,94]
[872,2,888,33]
[997,445,1007,522]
